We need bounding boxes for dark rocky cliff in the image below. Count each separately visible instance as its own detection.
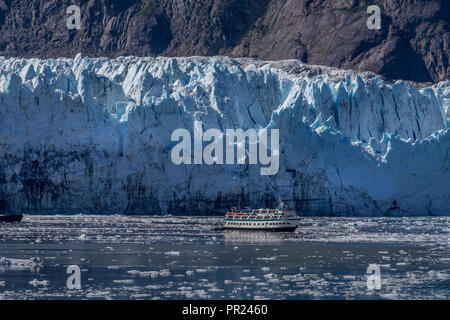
[0,0,449,81]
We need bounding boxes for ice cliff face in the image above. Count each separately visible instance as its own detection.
[0,55,448,215]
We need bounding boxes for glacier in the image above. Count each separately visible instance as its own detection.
[0,54,448,216]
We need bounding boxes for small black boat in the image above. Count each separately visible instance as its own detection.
[0,214,23,223]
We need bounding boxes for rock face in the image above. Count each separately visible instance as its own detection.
[0,0,448,83]
[0,55,448,216]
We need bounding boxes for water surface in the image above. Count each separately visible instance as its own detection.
[0,215,449,300]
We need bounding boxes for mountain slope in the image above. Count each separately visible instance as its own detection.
[0,0,448,82]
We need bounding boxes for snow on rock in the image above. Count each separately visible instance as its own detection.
[0,55,448,216]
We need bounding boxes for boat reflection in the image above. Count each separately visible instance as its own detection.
[223,229,298,244]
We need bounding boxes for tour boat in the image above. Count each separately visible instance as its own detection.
[0,214,23,223]
[224,207,300,232]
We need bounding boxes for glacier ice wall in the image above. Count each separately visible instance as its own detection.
[0,54,448,216]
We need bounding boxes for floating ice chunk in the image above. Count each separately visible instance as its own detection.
[257,256,277,261]
[322,273,338,280]
[86,291,111,298]
[194,289,209,298]
[107,265,121,270]
[256,282,268,286]
[380,293,399,300]
[159,269,171,277]
[29,279,49,286]
[145,285,165,290]
[0,257,43,268]
[139,271,159,278]
[165,251,180,256]
[130,294,150,299]
[78,234,87,240]
[126,270,140,275]
[113,279,134,284]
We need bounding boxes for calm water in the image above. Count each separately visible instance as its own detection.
[0,215,449,300]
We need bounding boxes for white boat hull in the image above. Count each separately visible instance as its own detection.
[223,225,298,232]
[223,208,300,232]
